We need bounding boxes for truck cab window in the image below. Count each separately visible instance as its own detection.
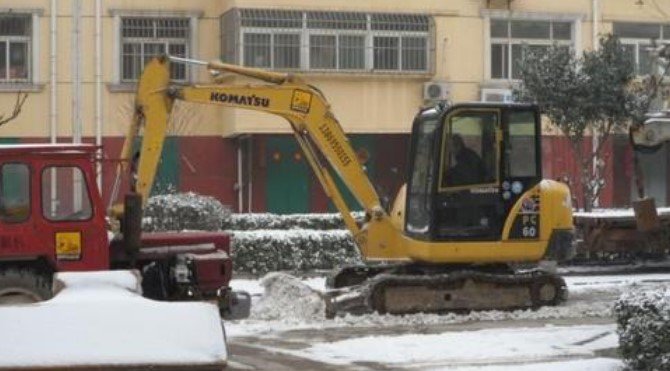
[41,166,92,221]
[0,163,30,223]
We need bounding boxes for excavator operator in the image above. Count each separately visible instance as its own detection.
[448,134,486,186]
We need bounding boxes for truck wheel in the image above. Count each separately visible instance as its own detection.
[0,269,52,305]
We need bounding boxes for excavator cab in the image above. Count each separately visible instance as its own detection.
[406,103,542,242]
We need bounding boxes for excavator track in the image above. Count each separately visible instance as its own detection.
[326,267,567,317]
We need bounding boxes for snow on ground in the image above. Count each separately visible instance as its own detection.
[430,358,623,371]
[0,270,227,369]
[298,324,618,366]
[227,272,670,338]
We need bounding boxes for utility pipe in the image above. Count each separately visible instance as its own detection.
[50,0,57,214]
[237,138,243,212]
[95,0,102,190]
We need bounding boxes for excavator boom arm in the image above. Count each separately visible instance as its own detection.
[115,56,405,259]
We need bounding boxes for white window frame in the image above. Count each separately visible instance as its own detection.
[0,10,41,86]
[614,23,668,76]
[241,28,302,70]
[110,9,201,87]
[307,31,367,71]
[482,10,583,83]
[233,9,431,74]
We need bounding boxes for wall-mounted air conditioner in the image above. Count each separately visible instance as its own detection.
[481,88,514,103]
[423,81,451,101]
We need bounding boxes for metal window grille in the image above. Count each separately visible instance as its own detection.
[490,19,573,80]
[613,22,667,76]
[0,14,31,82]
[307,12,367,30]
[240,9,302,28]
[121,17,190,82]
[223,8,431,74]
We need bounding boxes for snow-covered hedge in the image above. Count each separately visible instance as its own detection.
[231,229,361,274]
[142,192,232,232]
[222,212,365,231]
[142,194,362,274]
[614,289,670,370]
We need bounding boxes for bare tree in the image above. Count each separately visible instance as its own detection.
[0,92,28,127]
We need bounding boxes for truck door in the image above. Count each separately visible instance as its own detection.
[0,162,34,257]
[38,163,108,271]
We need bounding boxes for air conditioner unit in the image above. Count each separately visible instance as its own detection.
[423,81,451,101]
[481,88,514,103]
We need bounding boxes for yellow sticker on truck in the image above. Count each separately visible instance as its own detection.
[55,232,82,260]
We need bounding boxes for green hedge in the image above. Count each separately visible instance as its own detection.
[142,193,361,274]
[142,192,232,232]
[614,289,670,370]
[231,229,361,275]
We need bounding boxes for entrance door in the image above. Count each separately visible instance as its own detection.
[265,136,309,213]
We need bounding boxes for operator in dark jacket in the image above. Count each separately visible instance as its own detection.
[448,134,486,186]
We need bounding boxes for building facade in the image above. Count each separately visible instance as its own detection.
[0,0,668,212]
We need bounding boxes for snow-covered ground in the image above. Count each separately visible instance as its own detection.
[225,272,670,370]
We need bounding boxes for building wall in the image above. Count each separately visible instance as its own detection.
[2,1,670,211]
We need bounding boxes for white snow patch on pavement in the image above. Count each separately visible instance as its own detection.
[0,270,227,368]
[430,357,623,371]
[300,324,618,366]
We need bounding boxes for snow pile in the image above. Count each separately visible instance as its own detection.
[143,192,232,232]
[615,288,670,370]
[250,272,327,321]
[224,211,365,230]
[0,270,227,369]
[301,324,618,366]
[231,229,360,274]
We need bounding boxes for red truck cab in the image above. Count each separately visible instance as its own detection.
[0,144,247,317]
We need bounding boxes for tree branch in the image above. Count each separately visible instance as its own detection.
[0,92,28,127]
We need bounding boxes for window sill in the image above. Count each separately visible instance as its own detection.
[107,83,137,93]
[0,83,45,93]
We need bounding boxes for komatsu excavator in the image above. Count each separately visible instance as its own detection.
[131,55,576,316]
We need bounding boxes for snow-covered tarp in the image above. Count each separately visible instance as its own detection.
[0,270,227,369]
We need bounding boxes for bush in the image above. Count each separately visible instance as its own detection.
[231,229,361,274]
[142,192,232,232]
[614,289,670,370]
[223,212,365,231]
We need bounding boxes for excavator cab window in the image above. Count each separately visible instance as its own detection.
[441,110,498,189]
[0,163,30,223]
[406,113,439,238]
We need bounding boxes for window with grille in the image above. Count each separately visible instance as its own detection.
[0,15,31,82]
[613,22,668,76]
[120,17,190,82]
[223,9,431,73]
[490,19,573,80]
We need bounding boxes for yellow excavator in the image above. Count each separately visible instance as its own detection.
[123,55,575,316]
